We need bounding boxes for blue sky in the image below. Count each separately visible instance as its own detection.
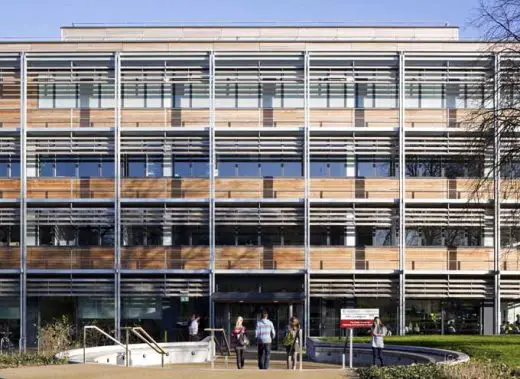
[2,0,483,39]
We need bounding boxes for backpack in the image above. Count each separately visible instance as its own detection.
[282,330,296,347]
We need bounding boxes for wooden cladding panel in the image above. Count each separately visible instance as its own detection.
[502,180,520,201]
[0,247,20,269]
[121,108,209,128]
[121,246,209,270]
[363,109,399,127]
[27,178,114,199]
[0,179,19,199]
[310,178,398,199]
[121,178,208,198]
[405,109,476,128]
[27,247,114,269]
[215,178,304,199]
[406,247,492,271]
[310,178,353,199]
[309,108,353,127]
[215,246,304,270]
[27,109,115,128]
[0,109,20,128]
[501,249,520,271]
[310,247,353,270]
[406,178,491,200]
[359,247,399,270]
[215,108,304,128]
[362,178,398,199]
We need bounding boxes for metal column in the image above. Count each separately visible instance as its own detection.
[209,51,216,328]
[493,53,501,334]
[114,52,122,340]
[19,52,27,352]
[303,51,311,341]
[398,52,406,335]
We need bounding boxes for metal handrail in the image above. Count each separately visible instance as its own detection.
[83,325,129,367]
[204,328,231,369]
[127,327,169,368]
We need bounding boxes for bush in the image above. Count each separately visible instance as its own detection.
[0,353,67,369]
[358,364,445,379]
[37,315,73,355]
[357,362,517,379]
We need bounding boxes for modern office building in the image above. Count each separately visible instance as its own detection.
[0,24,518,350]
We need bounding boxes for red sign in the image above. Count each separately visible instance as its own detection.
[340,319,373,328]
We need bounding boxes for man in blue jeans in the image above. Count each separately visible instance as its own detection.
[255,309,276,369]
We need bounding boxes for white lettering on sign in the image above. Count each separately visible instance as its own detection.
[340,309,379,328]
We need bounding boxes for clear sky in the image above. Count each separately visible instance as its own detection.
[1,0,484,39]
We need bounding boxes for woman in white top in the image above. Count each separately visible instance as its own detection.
[370,317,386,366]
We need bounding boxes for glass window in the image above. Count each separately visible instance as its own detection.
[146,83,163,108]
[422,228,443,246]
[357,159,374,177]
[191,227,209,245]
[78,227,99,245]
[374,84,397,108]
[38,226,54,246]
[356,226,373,246]
[310,226,328,246]
[101,159,114,177]
[39,157,54,177]
[237,83,260,108]
[262,226,281,246]
[127,157,146,177]
[330,226,345,246]
[192,161,209,177]
[405,83,420,108]
[282,162,302,177]
[237,226,258,246]
[217,162,236,177]
[237,162,259,177]
[421,84,444,108]
[445,228,467,247]
[79,159,100,177]
[55,83,77,108]
[261,161,282,177]
[10,161,20,177]
[283,226,304,245]
[374,159,391,177]
[373,228,393,246]
[56,159,76,177]
[147,157,163,177]
[445,160,466,178]
[310,162,328,177]
[0,161,8,177]
[173,160,191,178]
[100,227,114,246]
[125,226,145,246]
[147,227,162,246]
[57,226,76,246]
[329,162,346,177]
[122,83,145,108]
[406,229,421,246]
[215,227,236,245]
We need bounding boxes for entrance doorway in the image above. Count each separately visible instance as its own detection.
[216,302,302,350]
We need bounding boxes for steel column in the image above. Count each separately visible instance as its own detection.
[493,53,501,335]
[303,51,310,341]
[114,51,122,340]
[398,52,406,335]
[19,52,27,352]
[209,51,216,328]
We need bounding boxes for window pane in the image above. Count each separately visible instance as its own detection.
[261,161,282,177]
[373,228,393,246]
[100,227,114,246]
[192,161,209,177]
[357,160,373,177]
[147,157,163,177]
[56,160,76,177]
[128,157,146,177]
[78,227,99,245]
[215,227,235,245]
[329,162,346,177]
[374,160,391,177]
[445,228,466,247]
[217,162,236,177]
[79,160,99,177]
[237,162,259,177]
[0,161,8,177]
[11,161,20,177]
[173,160,190,177]
[330,226,345,245]
[101,159,114,177]
[310,162,327,177]
[237,226,258,246]
[147,227,162,246]
[405,229,420,246]
[445,161,465,178]
[283,162,302,177]
[57,226,76,246]
[38,226,54,246]
[422,228,443,246]
[39,158,54,177]
[310,226,327,245]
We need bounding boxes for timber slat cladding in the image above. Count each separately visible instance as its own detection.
[121,178,209,198]
[501,249,520,271]
[310,247,354,270]
[406,178,492,200]
[215,246,304,270]
[309,108,353,127]
[215,108,304,128]
[120,246,210,270]
[406,247,493,271]
[0,179,20,199]
[215,178,304,199]
[121,108,209,128]
[0,247,20,269]
[27,108,115,128]
[27,247,114,269]
[27,178,114,199]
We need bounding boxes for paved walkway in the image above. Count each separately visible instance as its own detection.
[0,363,357,379]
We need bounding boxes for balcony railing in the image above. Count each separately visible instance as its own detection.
[27,246,114,269]
[121,178,209,199]
[406,247,493,271]
[0,107,20,128]
[120,246,210,270]
[27,178,114,199]
[405,178,492,200]
[121,108,209,128]
[215,178,304,199]
[0,247,20,269]
[215,108,303,128]
[215,246,304,270]
[310,108,399,128]
[501,248,520,271]
[27,108,115,128]
[0,179,20,199]
[310,246,399,270]
[310,178,399,199]
[405,109,477,129]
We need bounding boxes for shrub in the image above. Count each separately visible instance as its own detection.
[357,364,445,379]
[0,353,67,369]
[37,315,73,355]
[441,361,513,379]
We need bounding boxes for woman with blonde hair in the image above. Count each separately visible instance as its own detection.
[282,316,300,369]
[370,317,386,366]
[230,316,248,369]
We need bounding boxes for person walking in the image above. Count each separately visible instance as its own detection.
[370,317,386,366]
[283,316,301,369]
[188,314,200,342]
[231,316,248,369]
[255,309,276,370]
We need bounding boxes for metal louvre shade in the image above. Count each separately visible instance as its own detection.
[405,277,494,299]
[27,277,114,297]
[121,277,208,297]
[121,207,208,226]
[309,276,398,298]
[215,206,303,225]
[27,207,114,226]
[0,277,19,296]
[216,134,303,156]
[27,135,114,156]
[121,135,209,156]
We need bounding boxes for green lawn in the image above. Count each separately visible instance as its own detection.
[319,335,520,367]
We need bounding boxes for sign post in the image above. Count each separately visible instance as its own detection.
[340,308,379,369]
